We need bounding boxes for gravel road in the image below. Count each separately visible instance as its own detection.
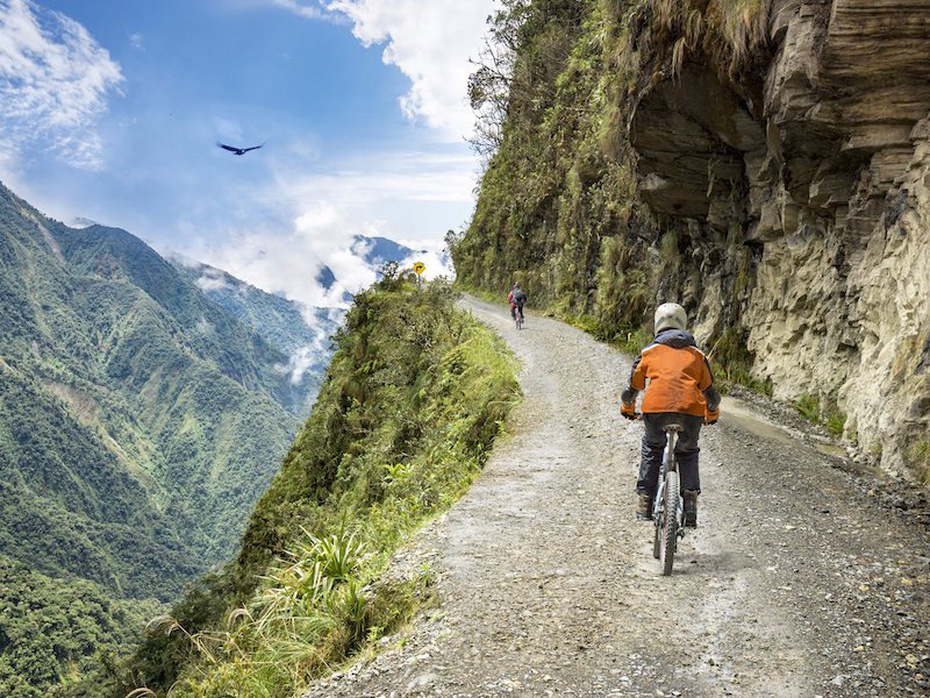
[304,297,930,698]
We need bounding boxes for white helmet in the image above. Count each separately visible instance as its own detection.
[654,302,687,333]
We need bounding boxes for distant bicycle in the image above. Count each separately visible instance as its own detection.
[514,305,525,330]
[652,423,685,576]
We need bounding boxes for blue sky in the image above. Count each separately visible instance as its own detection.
[0,0,497,307]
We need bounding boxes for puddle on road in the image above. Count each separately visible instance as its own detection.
[719,396,881,478]
[719,396,795,446]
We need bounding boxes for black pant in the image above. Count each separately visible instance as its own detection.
[636,412,702,497]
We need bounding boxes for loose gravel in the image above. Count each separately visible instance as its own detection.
[303,297,930,698]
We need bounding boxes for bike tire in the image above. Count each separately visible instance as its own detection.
[660,470,679,576]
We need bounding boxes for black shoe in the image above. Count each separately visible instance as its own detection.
[683,490,698,528]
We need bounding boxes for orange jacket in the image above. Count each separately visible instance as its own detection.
[622,331,719,417]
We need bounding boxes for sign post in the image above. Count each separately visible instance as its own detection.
[412,261,425,291]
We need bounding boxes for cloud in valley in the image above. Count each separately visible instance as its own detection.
[184,144,466,312]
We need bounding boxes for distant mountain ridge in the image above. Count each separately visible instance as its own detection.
[0,178,434,694]
[352,234,424,268]
[170,258,343,417]
[0,181,321,598]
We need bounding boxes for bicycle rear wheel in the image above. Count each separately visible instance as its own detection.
[659,470,679,576]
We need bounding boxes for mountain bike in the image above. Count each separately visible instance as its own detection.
[514,305,525,330]
[652,423,685,576]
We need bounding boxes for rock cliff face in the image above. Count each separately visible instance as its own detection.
[628,0,930,472]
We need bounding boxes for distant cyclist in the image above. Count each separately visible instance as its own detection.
[508,283,527,322]
[620,303,720,526]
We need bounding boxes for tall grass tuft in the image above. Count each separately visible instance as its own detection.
[710,0,771,76]
[646,0,772,79]
[155,528,370,697]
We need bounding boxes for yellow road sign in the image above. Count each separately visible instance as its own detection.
[413,261,426,275]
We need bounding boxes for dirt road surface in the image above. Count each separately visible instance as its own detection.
[304,297,930,697]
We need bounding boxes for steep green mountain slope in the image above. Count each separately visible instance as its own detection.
[0,180,307,586]
[2,189,197,599]
[453,0,656,340]
[108,276,519,698]
[0,180,317,693]
[170,259,342,418]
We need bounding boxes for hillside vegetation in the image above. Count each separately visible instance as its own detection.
[108,275,519,697]
[0,181,320,693]
[455,0,649,330]
[453,0,930,476]
[454,0,762,367]
[0,556,160,698]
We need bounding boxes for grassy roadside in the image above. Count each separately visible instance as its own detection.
[107,277,521,698]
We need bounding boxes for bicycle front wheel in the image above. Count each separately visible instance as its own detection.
[660,470,679,576]
[652,483,663,559]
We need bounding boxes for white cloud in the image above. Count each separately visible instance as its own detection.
[189,200,369,312]
[195,269,232,292]
[270,0,326,20]
[285,345,323,384]
[392,238,455,280]
[275,0,495,139]
[281,151,477,209]
[0,0,123,170]
[185,148,469,312]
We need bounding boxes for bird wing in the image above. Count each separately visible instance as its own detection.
[217,141,264,155]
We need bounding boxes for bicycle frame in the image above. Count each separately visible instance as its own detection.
[653,423,685,575]
[653,427,684,524]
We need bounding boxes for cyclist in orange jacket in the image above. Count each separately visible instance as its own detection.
[620,302,720,526]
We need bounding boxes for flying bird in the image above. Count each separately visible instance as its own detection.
[216,141,264,155]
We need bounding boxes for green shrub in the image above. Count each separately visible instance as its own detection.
[793,393,846,437]
[119,280,520,697]
[794,393,821,422]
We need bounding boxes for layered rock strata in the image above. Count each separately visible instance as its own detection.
[628,0,930,472]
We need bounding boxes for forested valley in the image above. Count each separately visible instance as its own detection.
[0,181,324,695]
